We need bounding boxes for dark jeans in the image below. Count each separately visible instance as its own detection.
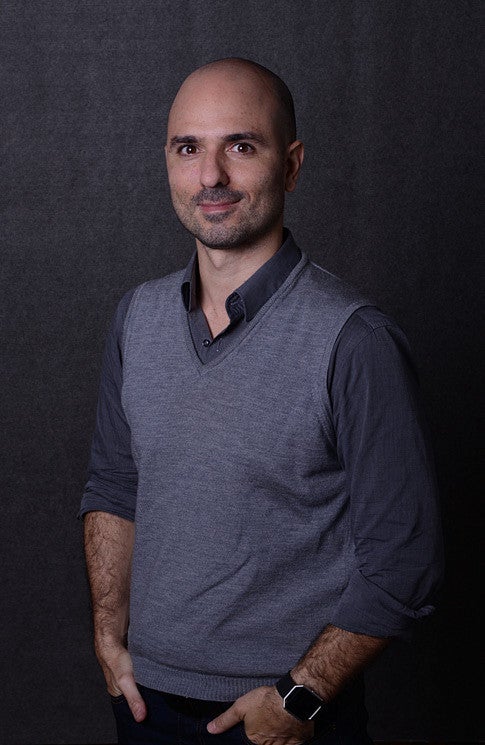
[111,681,374,744]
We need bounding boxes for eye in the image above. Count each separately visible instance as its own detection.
[229,142,255,154]
[178,144,198,155]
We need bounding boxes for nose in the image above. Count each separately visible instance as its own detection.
[199,149,229,188]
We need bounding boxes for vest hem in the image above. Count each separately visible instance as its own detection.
[131,653,280,701]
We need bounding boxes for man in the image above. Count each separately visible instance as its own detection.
[81,58,443,745]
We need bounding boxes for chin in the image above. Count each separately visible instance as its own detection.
[196,220,282,251]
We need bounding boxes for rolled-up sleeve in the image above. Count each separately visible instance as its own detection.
[328,308,444,637]
[79,288,137,522]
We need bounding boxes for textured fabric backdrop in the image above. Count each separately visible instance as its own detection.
[1,1,481,742]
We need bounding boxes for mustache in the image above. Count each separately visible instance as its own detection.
[193,188,244,205]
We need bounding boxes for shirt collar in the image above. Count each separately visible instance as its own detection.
[180,228,301,321]
[181,254,198,313]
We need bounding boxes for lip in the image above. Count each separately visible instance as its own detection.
[198,201,239,213]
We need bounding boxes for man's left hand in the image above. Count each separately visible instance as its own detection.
[207,685,314,744]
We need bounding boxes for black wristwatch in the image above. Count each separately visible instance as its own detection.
[275,671,327,723]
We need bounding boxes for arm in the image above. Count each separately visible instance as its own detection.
[81,289,145,720]
[329,311,444,636]
[209,310,443,743]
[208,625,387,742]
[291,624,388,699]
[83,511,146,722]
[80,288,138,522]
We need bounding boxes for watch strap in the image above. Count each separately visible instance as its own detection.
[276,671,300,698]
[276,670,326,722]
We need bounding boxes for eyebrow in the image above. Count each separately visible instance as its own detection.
[224,132,267,144]
[168,131,267,150]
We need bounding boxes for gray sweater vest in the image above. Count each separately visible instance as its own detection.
[121,253,369,700]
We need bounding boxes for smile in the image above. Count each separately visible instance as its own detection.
[198,201,239,213]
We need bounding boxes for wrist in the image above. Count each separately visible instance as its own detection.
[93,612,129,643]
[276,670,328,723]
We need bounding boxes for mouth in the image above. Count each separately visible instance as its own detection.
[198,201,239,214]
[194,189,243,215]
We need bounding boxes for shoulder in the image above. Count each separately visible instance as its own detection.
[283,257,373,342]
[336,306,410,354]
[291,258,377,360]
[329,306,417,392]
[131,266,186,303]
[341,306,411,352]
[301,258,371,308]
[119,267,186,315]
[110,267,186,340]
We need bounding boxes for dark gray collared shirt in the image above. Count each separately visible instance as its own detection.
[181,229,302,363]
[82,229,442,639]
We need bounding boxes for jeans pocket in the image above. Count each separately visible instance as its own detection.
[236,722,257,745]
[303,720,339,744]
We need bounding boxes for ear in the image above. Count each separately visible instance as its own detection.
[285,140,304,192]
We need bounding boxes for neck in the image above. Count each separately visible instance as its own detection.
[196,227,284,320]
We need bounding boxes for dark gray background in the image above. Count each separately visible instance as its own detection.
[1,1,482,743]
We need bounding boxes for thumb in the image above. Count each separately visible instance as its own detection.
[207,702,242,734]
[118,672,147,722]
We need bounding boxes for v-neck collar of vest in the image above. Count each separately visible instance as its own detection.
[182,251,310,373]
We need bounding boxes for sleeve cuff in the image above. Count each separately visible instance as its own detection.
[78,480,136,522]
[331,570,436,638]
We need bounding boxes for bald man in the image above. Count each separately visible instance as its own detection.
[81,58,443,745]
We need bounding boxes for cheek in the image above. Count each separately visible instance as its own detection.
[251,170,285,201]
[168,165,199,193]
[169,181,197,207]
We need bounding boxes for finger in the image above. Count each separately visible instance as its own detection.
[207,703,242,734]
[117,672,147,722]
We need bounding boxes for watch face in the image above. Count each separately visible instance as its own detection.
[286,686,322,721]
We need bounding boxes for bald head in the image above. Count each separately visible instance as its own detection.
[168,58,297,146]
[164,57,304,252]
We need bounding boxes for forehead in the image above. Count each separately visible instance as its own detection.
[167,67,280,137]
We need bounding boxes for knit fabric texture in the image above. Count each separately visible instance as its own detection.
[121,253,370,699]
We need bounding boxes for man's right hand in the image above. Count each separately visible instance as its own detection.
[83,513,145,721]
[97,641,147,722]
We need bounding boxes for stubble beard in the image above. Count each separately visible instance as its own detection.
[171,187,285,250]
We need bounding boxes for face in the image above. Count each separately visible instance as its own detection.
[165,65,303,250]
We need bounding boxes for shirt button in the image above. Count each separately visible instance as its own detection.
[203,339,211,347]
